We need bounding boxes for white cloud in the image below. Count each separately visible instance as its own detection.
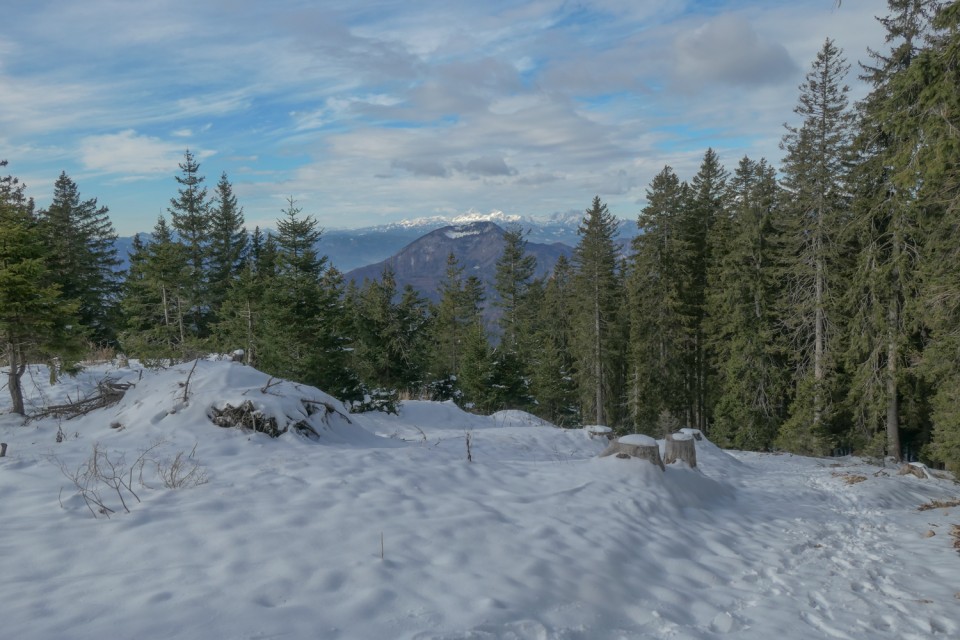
[79,130,214,177]
[673,14,798,89]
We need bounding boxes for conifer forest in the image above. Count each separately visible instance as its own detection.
[3,1,960,472]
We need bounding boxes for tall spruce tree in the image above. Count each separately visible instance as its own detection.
[168,150,211,337]
[530,255,579,426]
[489,225,538,410]
[120,217,192,364]
[0,162,83,414]
[682,149,728,432]
[706,157,789,449]
[850,0,957,467]
[429,253,487,401]
[572,196,622,426]
[351,266,430,396]
[214,228,271,367]
[38,172,121,346]
[208,172,247,314]
[627,166,693,432]
[844,2,943,462]
[778,39,854,454]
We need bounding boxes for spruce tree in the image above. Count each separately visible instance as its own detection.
[627,166,692,432]
[168,150,211,337]
[706,157,789,449]
[120,217,192,364]
[778,39,854,454]
[208,172,247,314]
[352,267,430,397]
[38,172,121,346]
[873,1,960,469]
[530,255,579,426]
[0,162,83,414]
[844,3,941,460]
[683,148,728,432]
[571,196,622,426]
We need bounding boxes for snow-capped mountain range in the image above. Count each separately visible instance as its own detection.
[324,209,635,272]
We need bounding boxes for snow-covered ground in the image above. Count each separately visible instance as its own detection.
[1,359,957,640]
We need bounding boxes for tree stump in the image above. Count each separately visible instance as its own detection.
[0,442,6,457]
[586,425,614,440]
[599,434,664,470]
[898,462,932,479]
[664,432,697,468]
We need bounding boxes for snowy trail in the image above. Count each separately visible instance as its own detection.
[1,361,958,639]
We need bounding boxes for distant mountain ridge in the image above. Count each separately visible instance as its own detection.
[113,209,636,274]
[345,221,572,301]
[324,209,634,271]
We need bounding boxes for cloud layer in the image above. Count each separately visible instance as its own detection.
[0,0,888,234]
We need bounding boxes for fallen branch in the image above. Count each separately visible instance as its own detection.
[30,379,133,421]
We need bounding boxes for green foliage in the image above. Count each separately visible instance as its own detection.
[351,267,431,395]
[38,172,121,346]
[530,255,579,427]
[706,158,788,450]
[120,217,194,364]
[571,196,623,426]
[0,161,84,414]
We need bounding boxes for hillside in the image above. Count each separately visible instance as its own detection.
[345,221,571,300]
[1,359,958,639]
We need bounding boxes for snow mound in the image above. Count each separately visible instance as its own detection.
[105,359,384,447]
[489,409,555,427]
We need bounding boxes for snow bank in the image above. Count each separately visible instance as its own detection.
[1,360,958,640]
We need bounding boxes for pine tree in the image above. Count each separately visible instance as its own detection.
[683,148,728,432]
[208,172,247,314]
[571,196,622,426]
[0,162,83,414]
[530,255,579,426]
[706,157,789,449]
[778,39,854,454]
[257,198,356,397]
[494,225,538,351]
[352,266,430,396]
[38,172,121,346]
[844,3,942,460]
[168,150,211,337]
[489,225,538,410]
[120,217,192,364]
[429,253,487,401]
[627,166,692,432]
[875,1,960,470]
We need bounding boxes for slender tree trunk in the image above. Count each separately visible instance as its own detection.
[595,288,604,425]
[813,236,825,431]
[7,340,25,416]
[245,299,254,366]
[886,233,901,460]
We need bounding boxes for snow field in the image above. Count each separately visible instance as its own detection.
[1,359,958,639]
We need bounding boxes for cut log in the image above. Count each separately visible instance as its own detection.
[586,425,614,440]
[898,463,932,479]
[599,434,665,471]
[664,432,697,468]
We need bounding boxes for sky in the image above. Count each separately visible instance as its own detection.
[1,0,889,235]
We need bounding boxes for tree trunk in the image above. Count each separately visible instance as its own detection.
[599,434,664,470]
[594,284,604,425]
[886,295,901,461]
[664,432,697,468]
[7,340,25,416]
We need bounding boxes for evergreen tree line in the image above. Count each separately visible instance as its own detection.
[2,1,960,473]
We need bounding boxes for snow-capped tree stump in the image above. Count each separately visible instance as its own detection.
[898,462,932,479]
[586,425,614,440]
[599,434,664,471]
[664,432,697,468]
